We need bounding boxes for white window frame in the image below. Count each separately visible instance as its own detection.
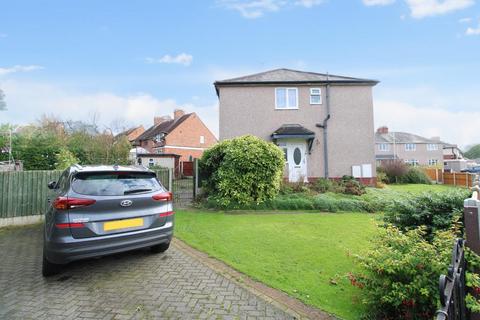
[310,88,322,105]
[200,135,205,144]
[405,143,416,151]
[404,159,419,166]
[275,88,298,110]
[427,143,438,151]
[429,159,438,166]
[378,143,389,152]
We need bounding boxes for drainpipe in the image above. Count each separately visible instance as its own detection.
[316,75,331,178]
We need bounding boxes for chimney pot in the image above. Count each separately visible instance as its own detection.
[154,115,172,125]
[377,126,389,134]
[174,109,185,120]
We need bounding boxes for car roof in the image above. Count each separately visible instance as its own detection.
[69,164,153,174]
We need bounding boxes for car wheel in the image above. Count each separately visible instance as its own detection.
[42,252,62,277]
[150,242,170,253]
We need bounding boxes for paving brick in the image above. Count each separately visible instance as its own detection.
[0,225,293,319]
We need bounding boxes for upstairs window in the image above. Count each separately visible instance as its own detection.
[378,143,389,152]
[275,88,298,109]
[427,143,438,151]
[405,159,419,166]
[200,135,205,144]
[405,143,416,151]
[310,88,322,105]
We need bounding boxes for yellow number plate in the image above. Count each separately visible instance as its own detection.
[104,218,144,231]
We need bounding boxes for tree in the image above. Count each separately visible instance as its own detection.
[465,144,480,159]
[0,89,6,111]
[55,147,79,170]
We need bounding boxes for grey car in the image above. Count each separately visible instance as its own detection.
[43,164,174,277]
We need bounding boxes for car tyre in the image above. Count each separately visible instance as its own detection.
[151,242,170,253]
[42,252,62,277]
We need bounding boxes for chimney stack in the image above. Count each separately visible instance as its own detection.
[377,126,389,134]
[154,115,172,126]
[174,109,185,120]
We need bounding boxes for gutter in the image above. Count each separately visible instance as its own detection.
[316,79,331,178]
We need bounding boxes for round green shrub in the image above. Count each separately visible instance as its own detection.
[399,167,432,184]
[200,135,285,207]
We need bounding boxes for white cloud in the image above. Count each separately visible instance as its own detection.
[459,17,473,23]
[217,0,324,18]
[145,53,193,66]
[362,0,475,18]
[363,0,395,6]
[406,0,475,18]
[375,100,480,148]
[217,0,284,18]
[466,23,480,35]
[0,80,219,137]
[295,0,323,8]
[0,65,44,76]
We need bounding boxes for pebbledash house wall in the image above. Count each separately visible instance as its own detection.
[376,142,444,166]
[163,113,217,162]
[218,85,376,181]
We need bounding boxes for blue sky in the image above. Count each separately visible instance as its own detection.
[1,0,479,147]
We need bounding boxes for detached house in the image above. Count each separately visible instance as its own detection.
[134,109,217,162]
[375,126,444,167]
[215,68,379,184]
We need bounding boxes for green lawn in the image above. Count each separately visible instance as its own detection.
[175,210,379,319]
[384,183,456,193]
[174,184,460,319]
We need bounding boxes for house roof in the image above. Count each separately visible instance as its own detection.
[115,126,143,139]
[214,68,379,89]
[375,132,442,144]
[135,113,192,142]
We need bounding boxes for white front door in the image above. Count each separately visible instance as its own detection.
[287,142,307,182]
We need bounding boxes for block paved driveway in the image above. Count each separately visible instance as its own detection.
[0,224,294,320]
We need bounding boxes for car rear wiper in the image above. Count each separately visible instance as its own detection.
[124,188,152,195]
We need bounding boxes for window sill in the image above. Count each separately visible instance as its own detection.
[275,107,299,110]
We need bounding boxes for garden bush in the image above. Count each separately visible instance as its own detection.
[352,226,456,319]
[339,175,366,195]
[199,135,285,207]
[399,167,432,184]
[384,189,471,239]
[380,161,409,184]
[310,178,334,193]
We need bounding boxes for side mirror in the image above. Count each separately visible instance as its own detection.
[47,181,57,190]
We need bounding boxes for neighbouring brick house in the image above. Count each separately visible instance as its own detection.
[134,109,217,162]
[375,126,444,167]
[215,68,379,184]
[115,125,145,143]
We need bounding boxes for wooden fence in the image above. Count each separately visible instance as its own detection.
[0,169,170,219]
[423,168,475,188]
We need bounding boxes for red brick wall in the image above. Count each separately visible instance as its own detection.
[164,113,217,161]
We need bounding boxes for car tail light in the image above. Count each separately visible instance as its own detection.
[159,211,174,218]
[152,192,173,202]
[55,222,85,229]
[53,197,96,210]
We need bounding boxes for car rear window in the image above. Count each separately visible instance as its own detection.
[71,171,164,196]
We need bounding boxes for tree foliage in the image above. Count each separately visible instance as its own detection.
[55,147,79,170]
[200,135,285,207]
[465,144,480,159]
[0,89,6,111]
[1,116,132,170]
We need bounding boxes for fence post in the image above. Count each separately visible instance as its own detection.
[168,168,173,192]
[193,159,199,199]
[454,172,457,187]
[464,175,480,320]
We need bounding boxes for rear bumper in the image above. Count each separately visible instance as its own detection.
[45,222,173,264]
